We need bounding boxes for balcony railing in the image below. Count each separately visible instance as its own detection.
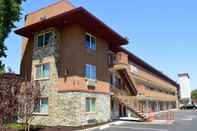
[108,52,128,68]
[139,90,177,101]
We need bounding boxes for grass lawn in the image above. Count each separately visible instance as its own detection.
[7,123,25,129]
[6,123,44,131]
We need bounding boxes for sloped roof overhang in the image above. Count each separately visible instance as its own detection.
[15,7,128,46]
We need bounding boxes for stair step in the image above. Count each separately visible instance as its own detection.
[113,95,151,122]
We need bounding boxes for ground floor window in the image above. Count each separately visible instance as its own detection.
[86,98,96,112]
[34,98,48,114]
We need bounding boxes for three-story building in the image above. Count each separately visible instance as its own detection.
[15,0,179,126]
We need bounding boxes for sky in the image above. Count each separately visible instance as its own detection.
[3,0,197,90]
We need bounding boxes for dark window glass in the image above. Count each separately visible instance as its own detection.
[44,32,52,46]
[86,98,91,112]
[85,34,96,51]
[37,35,44,48]
[34,101,40,113]
[91,37,96,51]
[43,64,50,78]
[85,64,96,80]
[85,34,91,48]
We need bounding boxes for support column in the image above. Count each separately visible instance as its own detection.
[146,99,149,113]
[164,102,167,110]
[156,102,160,112]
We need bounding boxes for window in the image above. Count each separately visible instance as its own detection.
[85,33,96,51]
[85,64,96,80]
[110,73,121,88]
[86,98,96,112]
[108,53,116,66]
[35,63,50,80]
[34,98,48,114]
[37,32,53,48]
[110,73,116,86]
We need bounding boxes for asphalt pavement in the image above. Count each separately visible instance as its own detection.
[90,110,197,131]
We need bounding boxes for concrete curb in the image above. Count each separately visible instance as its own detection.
[77,119,175,131]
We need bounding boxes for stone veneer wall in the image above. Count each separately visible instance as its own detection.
[30,28,111,126]
[31,92,111,126]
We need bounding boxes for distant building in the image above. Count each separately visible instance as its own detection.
[178,73,191,105]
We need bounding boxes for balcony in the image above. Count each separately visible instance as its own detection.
[108,52,129,71]
[138,89,177,101]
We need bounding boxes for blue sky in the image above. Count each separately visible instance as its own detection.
[4,0,197,90]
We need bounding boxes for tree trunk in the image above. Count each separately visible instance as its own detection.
[0,125,6,131]
[27,123,30,131]
[24,123,28,131]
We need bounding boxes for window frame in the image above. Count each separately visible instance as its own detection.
[33,98,49,114]
[86,97,96,113]
[85,33,96,51]
[36,31,53,48]
[34,63,50,80]
[108,52,117,66]
[85,64,96,81]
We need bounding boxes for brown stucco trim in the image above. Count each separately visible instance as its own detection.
[58,89,111,95]
[26,0,75,17]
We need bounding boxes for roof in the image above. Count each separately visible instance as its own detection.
[15,7,128,46]
[26,0,75,16]
[119,47,179,88]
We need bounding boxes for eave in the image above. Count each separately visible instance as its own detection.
[15,7,128,46]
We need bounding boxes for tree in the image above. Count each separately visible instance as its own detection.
[0,0,25,73]
[0,73,22,131]
[191,89,197,99]
[18,81,42,131]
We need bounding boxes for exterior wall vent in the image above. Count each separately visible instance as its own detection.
[87,119,96,124]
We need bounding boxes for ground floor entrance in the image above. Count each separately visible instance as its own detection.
[111,96,177,119]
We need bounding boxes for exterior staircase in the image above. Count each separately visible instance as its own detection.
[111,52,151,122]
[118,69,138,95]
[114,95,151,122]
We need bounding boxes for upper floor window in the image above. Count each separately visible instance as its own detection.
[108,53,117,66]
[34,98,48,114]
[37,31,53,48]
[85,64,96,80]
[85,33,96,51]
[35,63,50,80]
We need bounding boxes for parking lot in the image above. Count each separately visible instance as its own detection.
[90,110,197,131]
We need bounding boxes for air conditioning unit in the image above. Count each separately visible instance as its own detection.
[87,80,97,87]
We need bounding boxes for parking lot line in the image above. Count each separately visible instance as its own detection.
[181,118,193,121]
[111,126,168,131]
